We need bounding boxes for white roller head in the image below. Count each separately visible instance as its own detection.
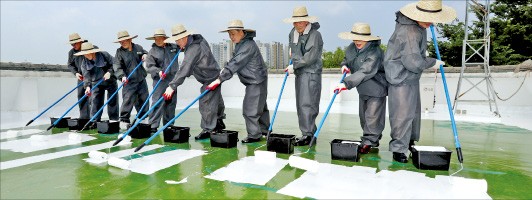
[288,155,319,173]
[108,157,131,170]
[5,130,19,138]
[88,150,109,160]
[254,150,277,164]
[29,134,47,142]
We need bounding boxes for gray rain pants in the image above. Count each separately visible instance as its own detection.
[388,84,421,154]
[243,80,270,139]
[90,80,119,121]
[199,83,225,131]
[295,72,322,136]
[359,95,386,146]
[149,80,177,129]
[77,79,90,119]
[119,80,149,123]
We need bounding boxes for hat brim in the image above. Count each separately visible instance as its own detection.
[146,35,169,40]
[164,31,193,43]
[338,32,380,41]
[219,28,256,33]
[400,2,457,23]
[114,35,138,43]
[73,48,101,56]
[283,16,318,23]
[68,38,84,44]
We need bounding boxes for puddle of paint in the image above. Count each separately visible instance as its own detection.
[205,156,289,186]
[0,129,42,140]
[108,149,206,175]
[0,132,96,153]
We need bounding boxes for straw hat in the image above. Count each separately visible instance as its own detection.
[73,42,101,56]
[68,33,84,44]
[283,6,318,23]
[114,30,138,43]
[219,19,255,33]
[338,23,380,41]
[164,24,193,43]
[400,0,457,23]
[146,28,169,40]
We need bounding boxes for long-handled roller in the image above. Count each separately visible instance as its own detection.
[25,81,84,126]
[288,72,347,172]
[80,61,144,131]
[47,78,104,131]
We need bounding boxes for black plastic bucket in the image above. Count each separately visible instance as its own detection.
[266,133,296,154]
[51,117,71,128]
[127,123,151,139]
[330,139,361,162]
[97,120,120,134]
[163,126,190,143]
[210,130,239,148]
[67,118,90,130]
[411,146,452,170]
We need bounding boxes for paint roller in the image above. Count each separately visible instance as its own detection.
[116,133,132,146]
[288,72,348,172]
[29,134,47,142]
[88,150,109,160]
[5,130,19,138]
[108,157,131,170]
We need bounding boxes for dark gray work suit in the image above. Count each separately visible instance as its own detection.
[68,47,90,119]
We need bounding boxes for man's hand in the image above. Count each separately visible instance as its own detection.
[141,54,147,61]
[163,87,175,100]
[285,64,294,74]
[76,73,83,81]
[121,77,128,85]
[103,72,111,80]
[341,65,350,74]
[206,79,221,90]
[159,71,166,80]
[85,87,91,96]
[431,60,445,70]
[334,83,347,94]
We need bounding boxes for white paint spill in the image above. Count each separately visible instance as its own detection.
[0,132,96,153]
[288,155,319,173]
[205,156,288,186]
[165,177,188,185]
[83,144,163,165]
[108,149,206,175]
[254,150,276,164]
[0,129,42,140]
[88,150,109,160]
[108,157,131,169]
[0,141,115,170]
[277,163,491,199]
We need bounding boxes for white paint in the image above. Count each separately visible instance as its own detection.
[108,157,131,170]
[413,146,449,152]
[165,177,188,185]
[0,141,115,170]
[0,129,41,140]
[117,133,132,143]
[205,156,288,186]
[83,144,162,165]
[88,151,109,161]
[253,150,276,164]
[277,163,491,199]
[108,149,206,175]
[288,155,319,173]
[0,132,96,153]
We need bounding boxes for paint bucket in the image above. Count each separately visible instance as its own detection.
[97,120,120,134]
[67,118,90,130]
[411,146,452,170]
[127,123,151,139]
[163,126,190,143]
[266,133,296,154]
[50,117,71,128]
[210,130,238,148]
[330,139,361,162]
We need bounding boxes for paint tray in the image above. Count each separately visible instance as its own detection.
[127,123,151,139]
[97,120,119,134]
[267,133,296,154]
[163,125,190,143]
[210,130,239,148]
[330,139,361,162]
[411,146,452,171]
[50,117,71,128]
[67,118,90,130]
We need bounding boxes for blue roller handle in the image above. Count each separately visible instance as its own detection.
[430,25,463,163]
[132,50,181,124]
[112,96,164,146]
[135,89,211,152]
[84,61,144,128]
[26,81,84,126]
[267,59,292,136]
[47,78,104,130]
[308,72,348,148]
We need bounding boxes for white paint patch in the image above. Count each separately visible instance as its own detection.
[108,149,206,175]
[205,156,288,186]
[413,146,448,152]
[83,144,163,165]
[0,141,115,170]
[0,132,96,153]
[165,177,188,185]
[277,163,491,199]
[0,129,42,140]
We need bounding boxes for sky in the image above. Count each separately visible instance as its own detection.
[0,1,466,65]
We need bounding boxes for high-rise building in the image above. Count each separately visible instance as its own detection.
[211,40,285,69]
[270,41,284,69]
[209,40,234,68]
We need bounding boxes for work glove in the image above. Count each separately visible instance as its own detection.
[285,64,294,74]
[75,73,83,81]
[103,72,111,80]
[431,60,445,70]
[341,65,351,74]
[163,87,175,100]
[121,77,128,85]
[334,83,347,94]
[141,54,147,61]
[85,87,91,97]
[206,78,221,90]
[159,71,166,80]
[178,52,185,65]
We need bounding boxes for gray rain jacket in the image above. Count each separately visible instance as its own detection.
[68,48,83,75]
[169,34,220,90]
[383,12,437,85]
[289,22,323,75]
[113,43,148,83]
[341,40,387,97]
[146,43,180,81]
[80,51,116,88]
[219,31,268,85]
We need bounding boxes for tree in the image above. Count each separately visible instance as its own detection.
[322,47,345,68]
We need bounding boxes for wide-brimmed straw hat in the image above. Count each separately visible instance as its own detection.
[283,6,318,23]
[74,42,101,56]
[164,24,193,43]
[400,0,457,23]
[68,33,84,44]
[146,28,169,40]
[219,19,255,33]
[338,23,380,41]
[114,30,138,43]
